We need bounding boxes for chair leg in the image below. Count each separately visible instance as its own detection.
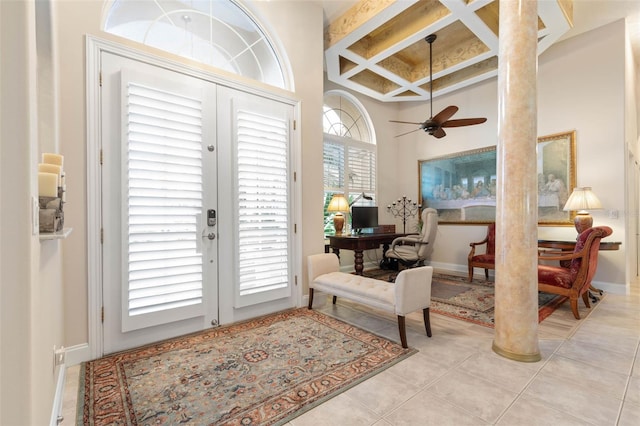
[397,316,408,348]
[484,269,489,280]
[423,308,432,337]
[332,295,337,304]
[468,265,474,282]
[307,288,314,309]
[582,292,591,308]
[570,297,581,319]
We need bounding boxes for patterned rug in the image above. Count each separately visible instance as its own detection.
[362,269,568,328]
[77,308,415,425]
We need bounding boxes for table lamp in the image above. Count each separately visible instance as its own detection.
[328,194,349,234]
[563,187,603,234]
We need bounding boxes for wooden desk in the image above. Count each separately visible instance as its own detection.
[328,233,412,275]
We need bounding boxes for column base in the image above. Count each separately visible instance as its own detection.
[492,341,541,363]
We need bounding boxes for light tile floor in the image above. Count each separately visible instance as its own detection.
[62,275,640,425]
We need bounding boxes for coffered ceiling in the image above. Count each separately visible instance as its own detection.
[324,0,574,102]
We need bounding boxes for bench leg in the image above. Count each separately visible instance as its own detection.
[397,316,408,348]
[423,308,432,337]
[307,288,314,309]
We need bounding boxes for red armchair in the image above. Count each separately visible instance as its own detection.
[538,226,613,319]
[468,223,495,282]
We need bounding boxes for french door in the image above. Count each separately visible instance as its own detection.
[101,52,219,354]
[98,49,297,355]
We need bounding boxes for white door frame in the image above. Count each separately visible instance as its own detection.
[85,36,302,359]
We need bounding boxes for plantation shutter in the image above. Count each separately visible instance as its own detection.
[123,78,205,331]
[323,140,344,190]
[235,107,291,307]
[347,145,376,195]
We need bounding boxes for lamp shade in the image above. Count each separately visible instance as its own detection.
[563,187,603,212]
[327,194,349,212]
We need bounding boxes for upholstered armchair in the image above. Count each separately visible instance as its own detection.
[538,226,612,319]
[385,208,438,268]
[467,223,496,281]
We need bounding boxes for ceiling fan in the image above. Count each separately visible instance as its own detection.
[390,34,487,139]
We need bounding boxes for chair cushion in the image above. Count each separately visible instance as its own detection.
[471,254,495,263]
[538,264,573,289]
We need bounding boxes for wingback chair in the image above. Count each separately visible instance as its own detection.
[385,208,438,269]
[467,222,495,282]
[538,226,613,319]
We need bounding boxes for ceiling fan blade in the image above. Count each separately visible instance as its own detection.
[432,128,446,138]
[389,120,424,125]
[432,106,458,125]
[441,117,487,128]
[394,128,423,138]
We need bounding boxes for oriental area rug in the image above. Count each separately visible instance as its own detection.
[77,308,415,426]
[362,269,569,328]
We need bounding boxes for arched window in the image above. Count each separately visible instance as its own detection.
[323,91,376,235]
[103,0,286,88]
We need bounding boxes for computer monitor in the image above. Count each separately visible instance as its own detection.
[351,206,378,233]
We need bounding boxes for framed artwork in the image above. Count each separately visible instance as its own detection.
[418,131,576,225]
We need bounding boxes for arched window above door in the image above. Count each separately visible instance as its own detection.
[103,0,287,89]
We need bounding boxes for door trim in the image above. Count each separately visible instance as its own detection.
[86,36,301,359]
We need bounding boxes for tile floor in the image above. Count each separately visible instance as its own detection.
[62,275,640,425]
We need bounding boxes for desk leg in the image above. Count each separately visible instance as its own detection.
[332,248,340,258]
[354,250,364,275]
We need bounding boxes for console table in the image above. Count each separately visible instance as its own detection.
[328,233,413,275]
[538,239,621,251]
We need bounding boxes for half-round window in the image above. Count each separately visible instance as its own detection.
[104,0,286,89]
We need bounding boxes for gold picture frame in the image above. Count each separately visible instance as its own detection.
[418,131,577,225]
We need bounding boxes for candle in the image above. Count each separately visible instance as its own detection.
[38,172,58,197]
[42,153,64,167]
[38,163,62,185]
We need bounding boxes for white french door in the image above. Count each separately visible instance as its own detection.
[98,48,298,355]
[101,52,218,354]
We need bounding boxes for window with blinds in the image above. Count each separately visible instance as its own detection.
[322,91,376,235]
[124,80,205,331]
[235,108,290,305]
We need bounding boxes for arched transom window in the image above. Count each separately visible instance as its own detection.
[103,0,286,88]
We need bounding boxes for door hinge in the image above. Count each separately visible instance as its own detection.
[295,275,298,286]
[99,71,102,87]
[293,171,297,182]
[293,120,296,130]
[100,228,104,244]
[101,307,104,323]
[294,223,297,233]
[100,149,103,165]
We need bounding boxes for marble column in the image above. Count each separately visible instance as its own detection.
[492,0,541,362]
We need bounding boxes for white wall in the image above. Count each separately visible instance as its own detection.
[384,21,629,292]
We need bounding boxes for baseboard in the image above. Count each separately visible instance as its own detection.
[65,343,91,366]
[50,363,66,426]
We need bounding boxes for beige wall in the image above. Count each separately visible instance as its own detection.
[1,0,65,423]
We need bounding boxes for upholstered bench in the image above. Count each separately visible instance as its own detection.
[307,253,433,348]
